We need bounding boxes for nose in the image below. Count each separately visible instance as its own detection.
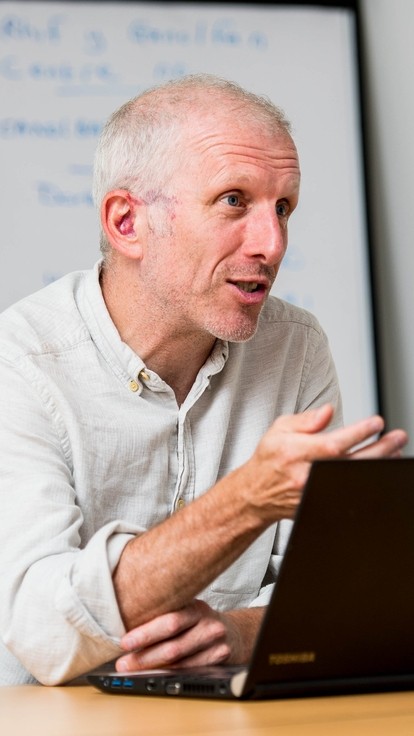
[243,206,287,266]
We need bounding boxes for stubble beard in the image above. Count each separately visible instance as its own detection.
[202,305,263,343]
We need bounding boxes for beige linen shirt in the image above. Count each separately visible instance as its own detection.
[0,262,342,685]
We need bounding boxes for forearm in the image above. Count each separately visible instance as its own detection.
[113,463,269,630]
[114,404,401,632]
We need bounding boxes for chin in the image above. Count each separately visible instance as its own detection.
[208,320,259,343]
[201,302,264,342]
[226,330,258,343]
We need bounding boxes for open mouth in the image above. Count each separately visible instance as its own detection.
[233,281,264,294]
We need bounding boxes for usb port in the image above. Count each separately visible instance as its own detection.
[111,677,122,688]
[123,678,134,689]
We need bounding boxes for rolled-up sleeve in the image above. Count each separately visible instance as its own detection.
[0,357,143,685]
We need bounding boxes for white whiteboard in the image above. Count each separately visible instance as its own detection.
[0,0,378,424]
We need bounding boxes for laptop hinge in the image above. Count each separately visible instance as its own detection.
[230,669,248,697]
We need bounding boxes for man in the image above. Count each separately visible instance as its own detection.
[0,74,407,686]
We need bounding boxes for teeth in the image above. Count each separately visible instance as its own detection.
[236,282,258,293]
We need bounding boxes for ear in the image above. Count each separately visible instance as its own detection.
[100,190,144,260]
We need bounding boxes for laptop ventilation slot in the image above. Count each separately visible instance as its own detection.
[181,682,217,695]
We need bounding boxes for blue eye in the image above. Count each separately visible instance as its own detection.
[226,194,240,207]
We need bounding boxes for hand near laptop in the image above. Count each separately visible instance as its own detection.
[114,404,408,675]
[116,601,266,673]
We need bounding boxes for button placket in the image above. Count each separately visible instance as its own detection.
[172,412,195,513]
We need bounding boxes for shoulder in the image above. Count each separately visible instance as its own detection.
[256,295,325,336]
[228,295,331,370]
[239,295,333,374]
[0,270,91,362]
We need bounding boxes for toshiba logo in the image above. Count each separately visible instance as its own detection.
[269,651,316,666]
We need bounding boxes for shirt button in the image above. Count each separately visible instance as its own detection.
[139,370,150,381]
[176,498,185,510]
[129,380,139,392]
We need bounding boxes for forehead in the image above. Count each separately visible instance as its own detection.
[176,108,300,184]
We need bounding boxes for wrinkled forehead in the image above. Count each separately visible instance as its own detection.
[176,106,299,175]
[181,96,293,143]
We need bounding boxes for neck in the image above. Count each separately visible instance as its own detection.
[100,264,216,405]
[141,335,215,406]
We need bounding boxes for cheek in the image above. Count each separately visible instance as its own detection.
[158,215,240,282]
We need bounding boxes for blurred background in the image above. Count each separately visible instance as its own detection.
[359,0,414,453]
[1,0,413,452]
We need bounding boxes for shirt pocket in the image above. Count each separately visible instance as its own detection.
[206,526,277,610]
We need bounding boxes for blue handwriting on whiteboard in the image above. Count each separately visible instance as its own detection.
[0,14,65,42]
[128,18,267,49]
[153,61,190,81]
[0,117,103,138]
[0,118,70,138]
[83,29,107,54]
[37,182,93,208]
[74,118,103,137]
[0,55,116,84]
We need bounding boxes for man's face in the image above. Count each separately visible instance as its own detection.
[139,110,301,343]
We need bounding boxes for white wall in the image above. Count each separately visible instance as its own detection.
[359,0,414,452]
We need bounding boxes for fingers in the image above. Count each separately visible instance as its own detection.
[120,601,202,653]
[277,407,409,465]
[116,635,229,672]
[270,406,388,461]
[274,403,335,435]
[349,428,408,460]
[116,601,229,672]
[305,414,385,460]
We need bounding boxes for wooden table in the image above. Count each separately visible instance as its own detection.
[3,685,414,735]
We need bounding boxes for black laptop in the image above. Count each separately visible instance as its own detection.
[88,458,414,700]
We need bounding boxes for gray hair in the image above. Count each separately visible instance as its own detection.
[92,73,292,258]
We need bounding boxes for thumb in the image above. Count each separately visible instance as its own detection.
[275,404,335,435]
